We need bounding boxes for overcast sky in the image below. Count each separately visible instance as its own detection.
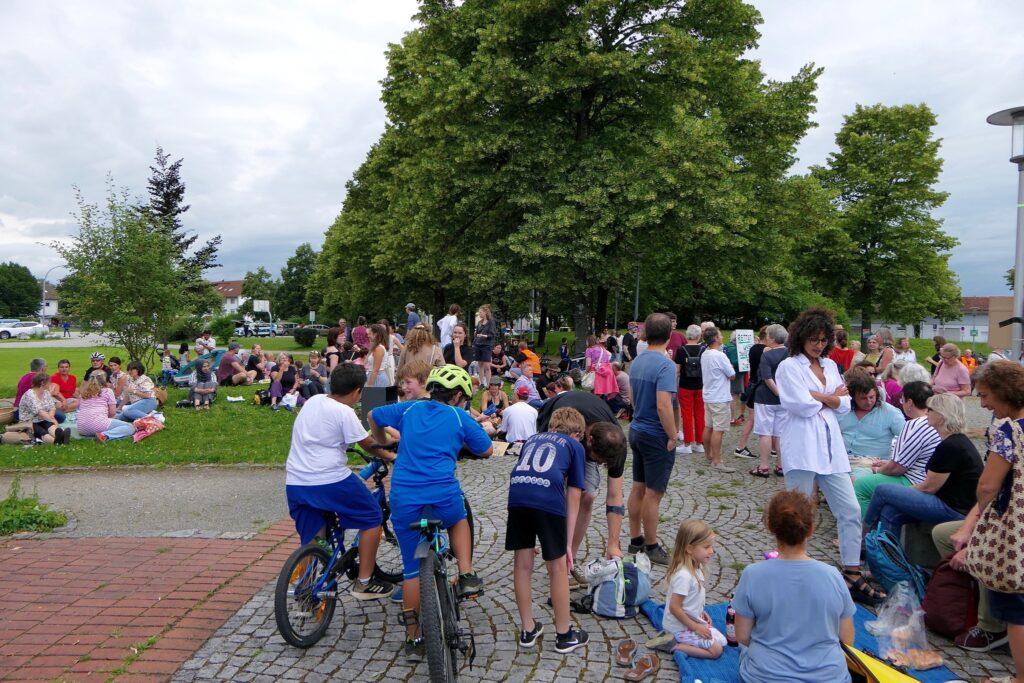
[2,1,1022,298]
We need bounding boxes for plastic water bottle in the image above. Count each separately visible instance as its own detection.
[725,596,738,647]
[359,460,382,480]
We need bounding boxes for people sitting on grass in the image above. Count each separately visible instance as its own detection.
[117,361,157,421]
[78,375,136,442]
[733,490,856,683]
[49,358,79,412]
[245,343,268,381]
[83,352,112,386]
[270,352,302,411]
[15,358,48,421]
[189,360,218,410]
[217,341,255,386]
[513,353,543,409]
[481,376,509,419]
[502,387,539,448]
[194,329,216,357]
[299,351,329,398]
[20,373,70,445]
[107,357,128,408]
[853,381,941,516]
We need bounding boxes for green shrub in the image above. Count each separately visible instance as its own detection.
[0,477,67,535]
[209,315,237,345]
[164,315,204,343]
[293,327,318,348]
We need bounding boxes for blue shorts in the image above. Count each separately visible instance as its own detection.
[989,590,1024,626]
[391,485,468,580]
[629,428,675,493]
[286,475,383,545]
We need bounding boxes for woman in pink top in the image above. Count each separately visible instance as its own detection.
[932,343,972,398]
[77,376,136,442]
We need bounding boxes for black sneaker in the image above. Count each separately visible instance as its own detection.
[404,637,425,662]
[733,447,755,459]
[644,543,670,566]
[350,576,395,600]
[627,537,645,554]
[458,572,484,598]
[519,622,544,648]
[554,626,589,653]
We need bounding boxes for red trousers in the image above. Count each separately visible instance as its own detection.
[678,388,704,443]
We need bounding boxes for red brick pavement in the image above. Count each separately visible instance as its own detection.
[0,520,298,683]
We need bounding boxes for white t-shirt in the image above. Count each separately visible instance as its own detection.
[662,566,706,635]
[893,349,917,364]
[195,336,216,356]
[438,314,458,348]
[701,348,735,404]
[285,394,368,486]
[501,401,538,442]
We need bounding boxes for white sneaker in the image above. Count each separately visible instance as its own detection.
[675,431,684,442]
[675,443,692,454]
[691,443,705,453]
[711,462,736,473]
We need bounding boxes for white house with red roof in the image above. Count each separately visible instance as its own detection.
[212,280,246,315]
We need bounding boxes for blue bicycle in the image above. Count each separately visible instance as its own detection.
[273,448,402,648]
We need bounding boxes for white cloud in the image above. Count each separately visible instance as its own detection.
[1,0,1022,298]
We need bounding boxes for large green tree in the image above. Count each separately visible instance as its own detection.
[55,183,185,366]
[275,243,318,320]
[314,0,824,344]
[0,262,41,318]
[812,103,960,330]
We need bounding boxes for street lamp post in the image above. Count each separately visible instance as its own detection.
[987,106,1024,362]
[40,264,65,325]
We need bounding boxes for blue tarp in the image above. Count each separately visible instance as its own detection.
[639,600,958,683]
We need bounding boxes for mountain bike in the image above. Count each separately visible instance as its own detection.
[414,506,477,682]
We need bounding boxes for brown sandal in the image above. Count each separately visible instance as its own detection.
[615,638,638,667]
[749,466,770,478]
[624,653,661,681]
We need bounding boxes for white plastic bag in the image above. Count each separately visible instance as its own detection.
[866,581,943,670]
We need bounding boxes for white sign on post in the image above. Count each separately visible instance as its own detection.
[734,329,755,373]
[309,311,316,323]
[252,299,270,313]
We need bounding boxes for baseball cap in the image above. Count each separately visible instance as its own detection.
[515,386,530,398]
[406,303,416,311]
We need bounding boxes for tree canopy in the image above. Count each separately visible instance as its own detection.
[276,243,318,320]
[0,262,41,318]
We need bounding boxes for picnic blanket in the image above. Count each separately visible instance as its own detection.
[639,600,960,683]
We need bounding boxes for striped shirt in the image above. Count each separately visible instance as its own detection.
[77,389,116,436]
[891,416,942,484]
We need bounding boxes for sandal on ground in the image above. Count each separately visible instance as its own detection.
[844,569,886,606]
[624,653,661,681]
[615,638,638,667]
[774,465,784,476]
[749,466,771,478]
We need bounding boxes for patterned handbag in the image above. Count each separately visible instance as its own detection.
[965,418,1024,593]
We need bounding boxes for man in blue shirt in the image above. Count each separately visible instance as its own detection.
[627,313,678,565]
[405,303,421,331]
[369,364,492,661]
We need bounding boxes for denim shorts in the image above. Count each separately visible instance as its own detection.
[629,429,675,493]
[989,589,1024,625]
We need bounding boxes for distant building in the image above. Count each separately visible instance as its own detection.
[852,296,1001,345]
[37,281,59,323]
[212,280,246,315]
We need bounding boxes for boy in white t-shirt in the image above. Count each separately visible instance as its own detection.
[699,327,736,473]
[285,363,397,600]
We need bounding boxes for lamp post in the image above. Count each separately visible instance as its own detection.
[40,264,65,325]
[988,106,1024,362]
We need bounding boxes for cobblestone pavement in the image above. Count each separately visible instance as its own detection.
[173,423,1012,683]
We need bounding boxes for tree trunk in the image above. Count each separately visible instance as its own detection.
[573,291,591,355]
[594,286,609,335]
[538,295,549,350]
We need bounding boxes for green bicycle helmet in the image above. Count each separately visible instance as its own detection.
[427,364,473,397]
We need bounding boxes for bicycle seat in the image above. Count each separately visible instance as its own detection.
[410,505,443,530]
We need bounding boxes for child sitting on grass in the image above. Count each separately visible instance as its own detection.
[506,406,589,654]
[649,519,726,659]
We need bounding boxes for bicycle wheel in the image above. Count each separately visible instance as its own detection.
[419,552,458,682]
[463,495,475,560]
[274,544,337,648]
[373,520,404,584]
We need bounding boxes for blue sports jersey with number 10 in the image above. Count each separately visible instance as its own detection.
[507,432,586,517]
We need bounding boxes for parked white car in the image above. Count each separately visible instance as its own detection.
[0,321,47,339]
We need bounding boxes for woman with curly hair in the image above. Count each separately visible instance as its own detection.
[775,307,883,606]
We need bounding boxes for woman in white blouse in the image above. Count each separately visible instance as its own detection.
[776,307,886,606]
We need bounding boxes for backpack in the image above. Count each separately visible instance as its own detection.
[583,557,652,618]
[683,347,702,379]
[922,558,978,638]
[253,390,271,406]
[864,525,930,601]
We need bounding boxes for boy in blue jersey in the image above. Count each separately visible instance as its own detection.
[506,407,590,654]
[368,364,493,660]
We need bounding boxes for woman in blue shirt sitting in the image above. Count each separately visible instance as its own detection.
[837,368,905,475]
[734,490,855,683]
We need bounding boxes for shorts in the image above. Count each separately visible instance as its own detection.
[675,625,727,650]
[704,402,731,432]
[390,486,468,580]
[629,429,675,493]
[474,345,493,363]
[286,475,383,545]
[753,403,784,437]
[584,460,601,495]
[730,374,744,395]
[505,507,568,561]
[989,590,1024,625]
